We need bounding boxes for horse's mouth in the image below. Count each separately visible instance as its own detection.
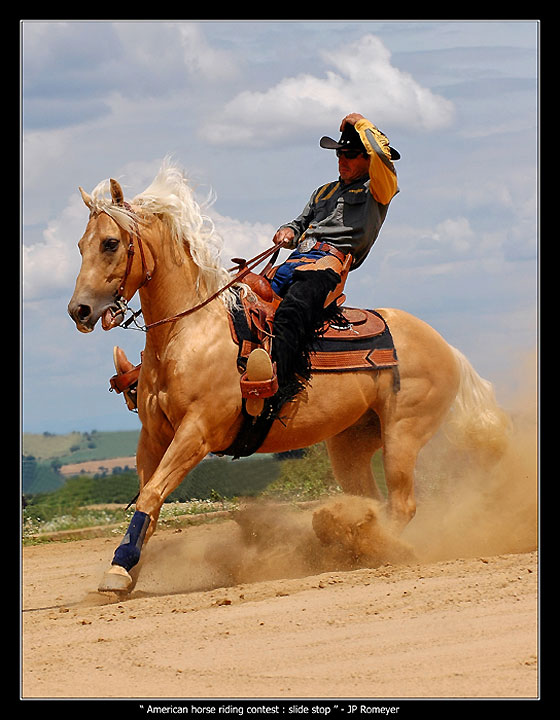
[101,304,126,331]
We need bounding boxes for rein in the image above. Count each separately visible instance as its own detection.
[115,206,280,332]
[143,244,280,331]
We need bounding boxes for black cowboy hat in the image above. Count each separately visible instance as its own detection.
[320,123,400,161]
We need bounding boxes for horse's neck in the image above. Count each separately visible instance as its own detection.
[138,218,220,347]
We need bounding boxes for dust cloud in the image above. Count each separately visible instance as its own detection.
[404,350,537,562]
[139,351,537,596]
[139,499,403,596]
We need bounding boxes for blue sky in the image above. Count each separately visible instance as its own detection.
[22,20,539,433]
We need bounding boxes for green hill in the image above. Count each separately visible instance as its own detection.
[25,455,282,509]
[21,430,286,500]
[23,430,140,464]
[22,456,64,495]
[22,432,380,512]
[22,430,142,495]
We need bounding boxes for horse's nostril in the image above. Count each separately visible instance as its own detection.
[76,304,92,321]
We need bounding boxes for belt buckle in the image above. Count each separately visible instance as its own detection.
[298,236,316,253]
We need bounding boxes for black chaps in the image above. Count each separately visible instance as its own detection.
[270,267,341,405]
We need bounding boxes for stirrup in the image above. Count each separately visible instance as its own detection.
[240,348,278,417]
[110,346,140,412]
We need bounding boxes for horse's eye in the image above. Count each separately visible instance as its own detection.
[103,237,119,252]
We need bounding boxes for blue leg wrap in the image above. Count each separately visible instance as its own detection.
[112,510,151,572]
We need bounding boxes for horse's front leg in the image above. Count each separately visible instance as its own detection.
[98,423,210,594]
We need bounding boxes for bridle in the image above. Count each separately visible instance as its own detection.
[118,203,152,298]
[100,203,153,331]
[109,203,280,333]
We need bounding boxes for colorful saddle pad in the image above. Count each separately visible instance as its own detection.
[311,307,398,371]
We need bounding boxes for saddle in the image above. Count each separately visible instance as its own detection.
[228,272,399,378]
[221,274,400,460]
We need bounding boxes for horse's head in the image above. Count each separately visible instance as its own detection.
[68,179,152,333]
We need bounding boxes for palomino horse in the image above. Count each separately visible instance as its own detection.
[68,161,510,593]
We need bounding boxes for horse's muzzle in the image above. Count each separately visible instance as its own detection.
[67,300,96,333]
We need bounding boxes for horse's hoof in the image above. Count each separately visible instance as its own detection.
[98,565,133,594]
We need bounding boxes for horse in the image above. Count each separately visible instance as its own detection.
[68,160,510,593]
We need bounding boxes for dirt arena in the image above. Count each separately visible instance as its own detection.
[22,367,538,701]
[23,528,537,700]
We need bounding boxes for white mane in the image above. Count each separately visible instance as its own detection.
[88,159,237,309]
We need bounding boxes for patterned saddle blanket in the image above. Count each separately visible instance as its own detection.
[228,288,399,374]
[311,307,398,372]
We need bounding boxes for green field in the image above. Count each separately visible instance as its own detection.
[23,430,140,464]
[22,430,141,495]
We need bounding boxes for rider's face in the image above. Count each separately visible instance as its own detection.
[337,151,370,183]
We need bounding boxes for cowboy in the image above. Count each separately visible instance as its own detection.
[241,112,399,415]
[112,113,399,415]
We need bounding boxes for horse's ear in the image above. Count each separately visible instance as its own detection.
[79,186,92,209]
[110,179,124,206]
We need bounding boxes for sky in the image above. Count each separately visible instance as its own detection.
[21,20,539,434]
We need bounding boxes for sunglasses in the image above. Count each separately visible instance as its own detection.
[336,149,366,159]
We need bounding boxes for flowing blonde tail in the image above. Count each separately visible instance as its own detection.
[444,347,512,460]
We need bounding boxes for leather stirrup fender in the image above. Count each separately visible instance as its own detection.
[109,365,141,394]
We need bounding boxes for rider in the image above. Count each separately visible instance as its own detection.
[112,112,399,415]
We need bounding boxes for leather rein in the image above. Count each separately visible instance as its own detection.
[113,203,280,333]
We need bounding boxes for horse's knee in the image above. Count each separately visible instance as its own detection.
[136,481,167,520]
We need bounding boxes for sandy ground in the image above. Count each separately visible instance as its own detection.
[22,501,538,700]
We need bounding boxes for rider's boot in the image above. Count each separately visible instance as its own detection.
[240,348,278,417]
[109,346,141,412]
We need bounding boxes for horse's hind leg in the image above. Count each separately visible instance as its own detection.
[381,395,456,530]
[381,431,421,530]
[325,410,383,499]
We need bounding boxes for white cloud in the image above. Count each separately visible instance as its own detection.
[325,35,455,129]
[430,217,476,254]
[210,211,277,261]
[375,215,510,283]
[177,23,239,81]
[106,22,240,91]
[23,194,86,303]
[201,34,455,145]
[23,127,72,190]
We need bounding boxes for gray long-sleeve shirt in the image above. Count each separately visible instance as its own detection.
[280,118,399,269]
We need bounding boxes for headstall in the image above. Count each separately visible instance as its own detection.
[105,202,279,333]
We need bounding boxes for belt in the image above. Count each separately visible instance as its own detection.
[311,241,349,264]
[297,236,349,263]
